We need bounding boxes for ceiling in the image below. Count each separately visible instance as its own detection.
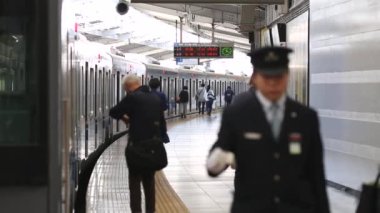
[72,0,284,62]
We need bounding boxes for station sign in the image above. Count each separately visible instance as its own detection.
[174,43,234,58]
[176,58,199,65]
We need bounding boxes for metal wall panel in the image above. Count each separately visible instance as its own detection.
[310,0,380,168]
[286,11,309,105]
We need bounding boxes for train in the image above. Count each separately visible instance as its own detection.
[62,33,249,211]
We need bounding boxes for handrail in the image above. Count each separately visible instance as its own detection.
[74,108,224,212]
[74,130,128,213]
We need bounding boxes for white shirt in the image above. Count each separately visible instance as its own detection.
[256,90,286,127]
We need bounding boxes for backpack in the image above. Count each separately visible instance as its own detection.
[207,90,215,100]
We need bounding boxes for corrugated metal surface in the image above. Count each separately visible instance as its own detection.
[310,0,380,161]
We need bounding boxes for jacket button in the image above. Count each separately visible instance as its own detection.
[274,196,280,203]
[274,174,281,182]
[274,152,280,159]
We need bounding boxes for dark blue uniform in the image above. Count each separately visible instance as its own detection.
[210,89,330,213]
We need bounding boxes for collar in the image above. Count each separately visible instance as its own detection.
[256,90,286,110]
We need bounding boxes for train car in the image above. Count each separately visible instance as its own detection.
[143,63,249,116]
[61,31,250,212]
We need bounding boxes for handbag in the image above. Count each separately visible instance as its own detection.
[356,170,380,213]
[126,136,168,172]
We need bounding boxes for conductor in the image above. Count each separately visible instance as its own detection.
[207,47,330,213]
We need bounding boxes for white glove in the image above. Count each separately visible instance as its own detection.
[207,148,236,175]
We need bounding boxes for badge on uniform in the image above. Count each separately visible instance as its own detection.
[288,133,302,155]
[244,132,262,140]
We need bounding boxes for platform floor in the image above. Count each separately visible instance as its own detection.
[87,113,359,213]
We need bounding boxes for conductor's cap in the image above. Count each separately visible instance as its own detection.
[248,46,293,75]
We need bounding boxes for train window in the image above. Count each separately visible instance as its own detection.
[159,76,163,92]
[99,69,102,114]
[116,72,121,105]
[191,80,196,111]
[95,66,98,119]
[216,81,219,96]
[111,74,115,106]
[0,3,53,184]
[105,72,109,110]
[162,78,167,96]
[121,74,125,97]
[89,68,94,118]
[81,66,85,117]
[169,78,176,115]
[85,62,89,120]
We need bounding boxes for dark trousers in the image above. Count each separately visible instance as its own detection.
[128,169,155,213]
[226,100,232,106]
[160,114,170,143]
[206,100,214,115]
[198,101,206,114]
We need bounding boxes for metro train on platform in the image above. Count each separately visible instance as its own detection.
[63,34,249,210]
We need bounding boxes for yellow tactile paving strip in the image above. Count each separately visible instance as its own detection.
[155,170,190,213]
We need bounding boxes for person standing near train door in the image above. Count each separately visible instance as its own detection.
[109,75,168,213]
[149,78,170,143]
[206,47,330,213]
[178,85,189,118]
[196,83,207,115]
[224,86,234,106]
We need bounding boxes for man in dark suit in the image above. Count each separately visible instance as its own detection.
[110,75,165,213]
[207,47,330,213]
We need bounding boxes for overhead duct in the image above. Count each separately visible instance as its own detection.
[131,0,284,3]
[239,5,257,33]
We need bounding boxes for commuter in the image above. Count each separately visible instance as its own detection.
[196,83,207,114]
[206,85,216,116]
[178,85,189,118]
[224,86,234,106]
[109,75,168,213]
[149,78,168,111]
[149,78,170,143]
[207,47,330,213]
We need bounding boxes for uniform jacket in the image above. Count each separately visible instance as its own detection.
[109,86,166,142]
[211,88,330,213]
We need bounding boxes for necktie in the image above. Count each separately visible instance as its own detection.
[270,103,281,141]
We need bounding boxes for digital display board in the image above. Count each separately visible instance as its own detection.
[174,43,234,58]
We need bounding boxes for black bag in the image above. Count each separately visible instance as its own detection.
[126,137,168,172]
[356,171,380,213]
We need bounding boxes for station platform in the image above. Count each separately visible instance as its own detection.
[87,113,359,213]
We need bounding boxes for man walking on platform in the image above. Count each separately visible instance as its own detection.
[207,47,330,213]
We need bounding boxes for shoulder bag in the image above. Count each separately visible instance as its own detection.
[126,130,168,172]
[356,169,380,213]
